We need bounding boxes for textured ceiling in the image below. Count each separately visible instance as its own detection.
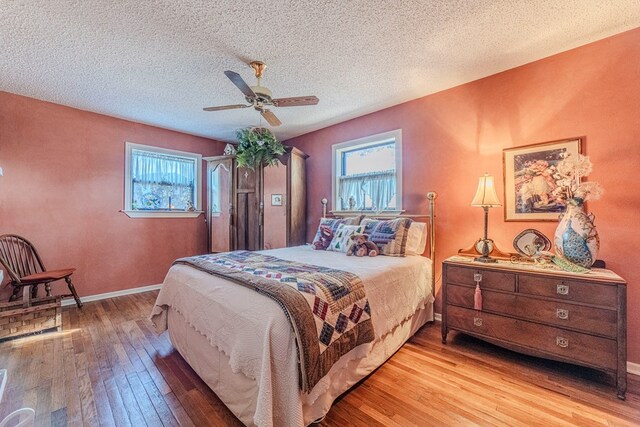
[1,1,639,142]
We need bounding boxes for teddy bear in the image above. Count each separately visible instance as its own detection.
[313,225,334,250]
[346,233,379,257]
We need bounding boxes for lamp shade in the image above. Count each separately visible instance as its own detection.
[471,173,501,207]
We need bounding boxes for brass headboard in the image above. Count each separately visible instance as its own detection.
[320,192,438,299]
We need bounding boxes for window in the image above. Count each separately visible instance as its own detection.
[123,142,202,218]
[332,129,402,213]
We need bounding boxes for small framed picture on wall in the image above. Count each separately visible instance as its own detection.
[503,138,581,221]
[271,194,283,206]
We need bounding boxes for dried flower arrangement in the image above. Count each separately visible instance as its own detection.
[551,153,604,204]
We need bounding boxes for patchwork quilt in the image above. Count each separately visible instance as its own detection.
[173,251,375,392]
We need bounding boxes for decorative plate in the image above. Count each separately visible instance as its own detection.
[513,229,551,257]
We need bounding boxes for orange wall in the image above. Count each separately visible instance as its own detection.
[287,28,640,364]
[0,91,224,298]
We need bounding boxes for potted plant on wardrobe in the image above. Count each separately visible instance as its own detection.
[235,127,285,170]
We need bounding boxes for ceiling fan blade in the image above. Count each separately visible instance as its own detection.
[224,70,256,98]
[203,104,250,111]
[261,109,282,127]
[272,96,319,107]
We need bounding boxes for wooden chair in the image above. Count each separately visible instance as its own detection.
[0,235,82,308]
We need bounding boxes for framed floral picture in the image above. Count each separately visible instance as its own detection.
[503,138,582,221]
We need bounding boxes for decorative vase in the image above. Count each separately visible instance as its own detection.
[554,198,599,268]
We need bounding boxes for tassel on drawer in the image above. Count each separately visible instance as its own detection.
[474,283,483,310]
[473,272,483,310]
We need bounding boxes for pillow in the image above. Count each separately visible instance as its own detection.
[327,224,364,252]
[360,217,413,256]
[311,216,363,249]
[405,222,428,255]
[312,225,334,250]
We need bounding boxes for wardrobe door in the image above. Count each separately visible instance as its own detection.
[288,149,307,246]
[262,160,288,249]
[208,159,233,253]
[235,166,262,250]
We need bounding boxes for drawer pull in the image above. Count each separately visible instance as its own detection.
[556,284,569,295]
[473,317,483,327]
[474,273,483,283]
[556,308,569,320]
[556,337,569,348]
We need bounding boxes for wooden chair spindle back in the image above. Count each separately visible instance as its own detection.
[0,235,45,283]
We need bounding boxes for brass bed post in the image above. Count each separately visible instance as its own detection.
[427,192,437,299]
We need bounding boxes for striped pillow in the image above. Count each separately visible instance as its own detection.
[360,218,413,256]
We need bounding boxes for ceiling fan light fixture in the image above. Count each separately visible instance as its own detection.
[250,85,272,98]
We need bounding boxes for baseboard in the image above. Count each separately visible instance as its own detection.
[433,312,639,377]
[61,284,162,307]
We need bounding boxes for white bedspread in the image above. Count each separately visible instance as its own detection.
[151,245,433,427]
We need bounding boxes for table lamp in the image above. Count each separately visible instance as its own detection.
[471,173,502,262]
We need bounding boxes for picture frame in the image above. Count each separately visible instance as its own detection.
[503,138,581,221]
[271,194,283,206]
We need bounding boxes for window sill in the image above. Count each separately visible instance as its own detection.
[121,210,204,218]
[330,210,405,218]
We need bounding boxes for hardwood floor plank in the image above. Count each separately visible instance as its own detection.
[50,332,66,412]
[62,325,83,426]
[1,290,638,427]
[74,352,100,426]
[51,407,68,426]
[112,367,147,427]
[34,382,52,427]
[79,325,116,427]
[120,321,172,395]
[102,376,133,427]
[125,372,163,427]
[136,371,180,427]
[160,391,196,427]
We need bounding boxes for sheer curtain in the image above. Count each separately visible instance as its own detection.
[131,150,196,210]
[366,170,396,211]
[338,170,396,211]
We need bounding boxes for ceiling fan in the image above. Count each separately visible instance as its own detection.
[203,61,319,127]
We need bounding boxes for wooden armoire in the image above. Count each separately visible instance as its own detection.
[205,147,307,252]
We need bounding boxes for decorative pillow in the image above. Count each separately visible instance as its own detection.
[312,225,334,250]
[327,224,364,252]
[405,222,428,255]
[360,217,413,256]
[311,216,364,249]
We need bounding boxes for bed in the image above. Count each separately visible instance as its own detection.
[151,193,437,427]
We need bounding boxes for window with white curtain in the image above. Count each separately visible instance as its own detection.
[332,129,402,213]
[123,142,202,218]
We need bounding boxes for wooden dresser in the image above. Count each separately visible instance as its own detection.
[441,256,627,399]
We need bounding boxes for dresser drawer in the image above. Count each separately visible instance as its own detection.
[447,305,617,370]
[519,275,617,307]
[446,265,515,292]
[446,284,617,338]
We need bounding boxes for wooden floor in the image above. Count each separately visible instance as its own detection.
[1,291,638,427]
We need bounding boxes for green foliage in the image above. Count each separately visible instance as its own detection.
[235,127,286,170]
